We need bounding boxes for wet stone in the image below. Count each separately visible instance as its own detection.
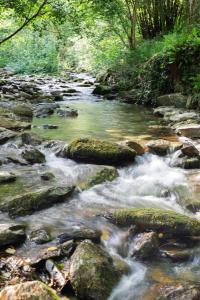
[0,223,26,248]
[0,171,16,184]
[29,229,52,245]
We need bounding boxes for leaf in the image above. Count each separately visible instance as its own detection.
[47,246,58,251]
[5,248,16,255]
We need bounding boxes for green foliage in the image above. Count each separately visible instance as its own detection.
[0,29,59,74]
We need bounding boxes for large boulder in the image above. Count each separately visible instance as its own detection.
[0,223,26,247]
[66,138,136,166]
[92,85,112,95]
[0,185,74,216]
[146,139,182,156]
[108,208,200,238]
[0,281,61,300]
[69,240,120,300]
[156,93,188,108]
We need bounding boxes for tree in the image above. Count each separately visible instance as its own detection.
[0,0,68,45]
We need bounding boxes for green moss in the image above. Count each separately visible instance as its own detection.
[0,186,74,216]
[110,208,200,237]
[0,117,31,131]
[70,240,120,300]
[66,138,136,166]
[43,283,61,300]
[81,167,118,190]
[12,105,33,118]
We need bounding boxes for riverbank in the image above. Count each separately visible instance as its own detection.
[1,70,200,299]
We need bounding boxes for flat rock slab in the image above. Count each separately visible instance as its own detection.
[0,117,31,131]
[176,124,200,138]
[0,171,16,184]
[0,185,75,217]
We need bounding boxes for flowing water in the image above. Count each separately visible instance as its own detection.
[2,73,200,299]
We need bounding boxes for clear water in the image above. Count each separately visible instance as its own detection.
[2,73,200,299]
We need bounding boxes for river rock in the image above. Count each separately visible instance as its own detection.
[29,229,51,244]
[174,157,200,169]
[22,147,45,164]
[0,281,61,300]
[57,108,78,118]
[57,226,101,243]
[156,93,188,108]
[0,127,17,144]
[108,208,200,238]
[50,90,64,101]
[92,85,112,95]
[23,240,75,265]
[130,232,159,259]
[79,166,118,190]
[0,185,74,216]
[148,282,200,300]
[176,124,200,138]
[12,104,33,120]
[118,140,145,155]
[0,223,26,247]
[69,240,120,300]
[181,144,199,157]
[0,117,31,131]
[34,103,59,118]
[66,138,136,166]
[0,171,16,184]
[146,140,171,156]
[21,132,43,146]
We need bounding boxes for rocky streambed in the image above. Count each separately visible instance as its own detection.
[1,70,200,299]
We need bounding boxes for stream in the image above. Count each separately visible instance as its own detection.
[1,72,200,299]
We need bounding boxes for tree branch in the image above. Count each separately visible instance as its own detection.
[0,0,48,45]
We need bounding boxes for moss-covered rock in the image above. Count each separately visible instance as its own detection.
[0,116,31,131]
[12,104,33,119]
[0,281,61,300]
[0,127,17,145]
[0,185,74,217]
[66,138,136,166]
[92,85,112,95]
[22,147,45,164]
[108,208,200,238]
[69,240,120,300]
[80,166,118,190]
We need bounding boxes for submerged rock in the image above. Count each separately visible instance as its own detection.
[0,223,26,247]
[22,147,45,164]
[0,281,61,300]
[130,232,158,259]
[12,104,33,120]
[57,108,78,118]
[29,229,51,244]
[0,185,74,216]
[148,282,200,300]
[66,138,136,166]
[108,208,200,238]
[69,240,120,300]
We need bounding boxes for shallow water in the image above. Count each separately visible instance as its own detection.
[1,73,200,299]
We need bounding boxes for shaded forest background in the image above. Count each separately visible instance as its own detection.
[0,0,199,96]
